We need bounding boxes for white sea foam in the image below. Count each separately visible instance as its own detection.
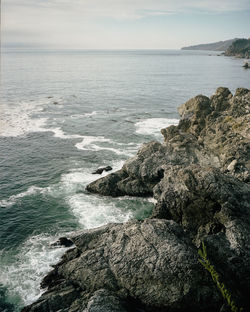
[75,136,112,150]
[0,99,137,157]
[68,194,133,229]
[75,137,139,157]
[0,160,138,307]
[0,161,125,208]
[59,160,124,189]
[0,115,48,137]
[147,197,157,204]
[70,111,97,119]
[49,127,83,139]
[0,99,51,137]
[84,111,97,117]
[0,234,68,306]
[135,118,179,136]
[0,186,44,207]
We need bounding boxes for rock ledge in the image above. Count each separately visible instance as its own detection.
[23,88,250,312]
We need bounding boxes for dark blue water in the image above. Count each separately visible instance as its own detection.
[0,49,249,311]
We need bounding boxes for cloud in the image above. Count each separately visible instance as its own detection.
[2,0,250,48]
[4,0,250,19]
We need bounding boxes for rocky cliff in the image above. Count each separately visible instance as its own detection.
[181,39,238,51]
[225,39,250,58]
[23,88,250,312]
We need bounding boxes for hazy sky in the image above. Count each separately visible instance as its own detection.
[2,0,250,49]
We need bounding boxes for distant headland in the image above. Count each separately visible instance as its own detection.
[181,38,238,51]
[182,38,250,59]
[224,38,250,58]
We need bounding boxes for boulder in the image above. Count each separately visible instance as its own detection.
[92,166,113,175]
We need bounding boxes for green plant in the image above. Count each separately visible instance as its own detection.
[198,241,243,312]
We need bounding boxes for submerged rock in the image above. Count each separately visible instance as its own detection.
[243,62,249,69]
[23,88,250,312]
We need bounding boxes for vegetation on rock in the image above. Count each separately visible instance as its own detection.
[225,38,250,58]
[198,242,243,312]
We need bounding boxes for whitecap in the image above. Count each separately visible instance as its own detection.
[48,127,83,139]
[58,160,124,190]
[0,99,51,137]
[135,118,179,136]
[67,194,133,229]
[0,186,44,208]
[70,111,97,119]
[0,161,125,208]
[84,111,97,117]
[147,197,157,204]
[0,116,48,138]
[74,136,112,150]
[0,234,68,306]
[75,136,139,156]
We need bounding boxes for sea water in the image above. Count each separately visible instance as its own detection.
[0,49,249,311]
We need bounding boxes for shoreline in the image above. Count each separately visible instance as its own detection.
[22,87,250,312]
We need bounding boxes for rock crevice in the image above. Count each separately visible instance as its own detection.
[23,88,250,312]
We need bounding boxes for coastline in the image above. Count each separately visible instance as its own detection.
[22,87,250,312]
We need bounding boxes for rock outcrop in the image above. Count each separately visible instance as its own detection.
[181,38,238,51]
[23,88,250,312]
[224,38,250,58]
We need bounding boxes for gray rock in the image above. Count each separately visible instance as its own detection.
[23,88,250,312]
[22,219,220,312]
[84,87,250,310]
[82,289,128,312]
[92,166,113,174]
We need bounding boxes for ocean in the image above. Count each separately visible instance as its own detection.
[0,49,249,311]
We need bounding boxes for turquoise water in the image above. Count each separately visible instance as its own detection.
[0,49,249,311]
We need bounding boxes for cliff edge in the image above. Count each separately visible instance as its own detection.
[224,38,250,58]
[22,88,250,312]
[181,38,237,51]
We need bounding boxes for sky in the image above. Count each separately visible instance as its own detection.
[1,0,250,49]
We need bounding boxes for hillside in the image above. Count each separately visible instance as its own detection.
[182,38,238,51]
[225,38,250,58]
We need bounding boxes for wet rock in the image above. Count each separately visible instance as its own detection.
[84,87,250,310]
[50,237,74,248]
[22,219,220,312]
[23,88,250,312]
[243,62,249,68]
[92,166,113,175]
[83,289,128,312]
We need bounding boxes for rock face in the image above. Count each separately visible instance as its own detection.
[224,38,250,58]
[23,88,250,312]
[23,220,220,312]
[181,38,238,51]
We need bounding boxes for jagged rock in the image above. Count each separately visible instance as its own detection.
[84,87,250,310]
[82,289,128,312]
[92,166,113,175]
[51,237,74,248]
[152,164,250,238]
[86,87,249,199]
[23,88,250,312]
[224,38,250,58]
[22,219,221,312]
